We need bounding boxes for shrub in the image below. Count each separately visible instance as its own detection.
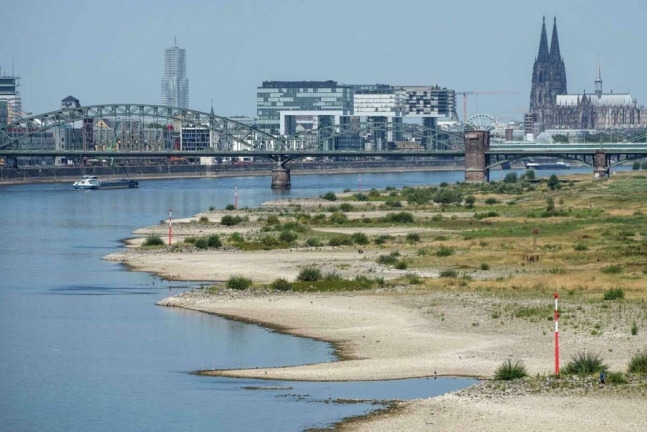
[374,235,392,245]
[394,260,408,270]
[221,215,243,226]
[194,237,208,249]
[142,235,164,247]
[198,216,210,224]
[209,206,215,211]
[376,251,400,265]
[354,193,369,201]
[206,234,222,248]
[464,195,476,208]
[339,203,353,212]
[322,191,337,201]
[603,288,625,301]
[183,236,197,244]
[480,263,490,270]
[328,236,353,246]
[297,266,322,282]
[406,233,420,243]
[484,197,500,205]
[328,211,348,224]
[260,235,279,248]
[632,161,641,170]
[574,243,588,251]
[226,275,252,290]
[407,273,421,284]
[547,174,560,190]
[627,351,647,373]
[225,204,236,210]
[631,322,638,336]
[503,172,518,184]
[305,237,322,247]
[269,278,292,291]
[562,351,608,375]
[523,169,536,180]
[439,269,458,278]
[384,211,414,224]
[229,232,244,243]
[494,359,527,380]
[601,265,623,274]
[265,215,280,225]
[368,189,380,197]
[278,231,298,243]
[606,371,628,384]
[436,246,455,257]
[323,270,344,281]
[351,232,369,245]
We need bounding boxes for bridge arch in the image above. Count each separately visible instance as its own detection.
[0,104,283,152]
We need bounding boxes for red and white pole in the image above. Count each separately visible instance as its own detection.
[554,292,560,375]
[168,209,173,246]
[234,186,238,210]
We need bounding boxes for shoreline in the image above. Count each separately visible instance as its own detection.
[105,177,647,430]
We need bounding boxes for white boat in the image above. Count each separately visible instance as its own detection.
[73,175,138,190]
[524,161,570,170]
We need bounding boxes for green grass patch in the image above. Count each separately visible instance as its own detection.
[494,359,527,380]
[562,351,608,375]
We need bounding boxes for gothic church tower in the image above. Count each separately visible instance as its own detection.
[529,17,567,130]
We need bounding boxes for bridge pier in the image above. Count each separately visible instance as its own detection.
[464,131,490,182]
[593,150,609,179]
[271,167,291,189]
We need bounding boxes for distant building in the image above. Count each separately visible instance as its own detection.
[161,41,189,109]
[0,100,7,127]
[0,72,22,122]
[528,17,645,132]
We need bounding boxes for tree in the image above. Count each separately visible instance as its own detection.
[464,195,476,209]
[523,169,536,180]
[547,174,560,190]
[503,172,518,183]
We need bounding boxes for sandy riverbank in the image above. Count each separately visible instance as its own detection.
[105,192,647,430]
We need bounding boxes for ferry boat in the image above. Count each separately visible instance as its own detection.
[524,160,570,170]
[73,175,139,190]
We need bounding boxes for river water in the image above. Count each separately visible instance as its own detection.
[0,168,589,431]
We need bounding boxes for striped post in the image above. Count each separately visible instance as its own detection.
[168,209,173,246]
[234,186,238,209]
[554,292,559,375]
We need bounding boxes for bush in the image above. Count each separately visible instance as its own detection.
[297,266,322,282]
[562,351,608,375]
[464,195,476,208]
[260,235,279,249]
[206,234,222,248]
[631,322,638,336]
[142,235,164,247]
[322,191,337,201]
[384,212,414,224]
[406,233,420,243]
[227,275,252,290]
[354,193,369,201]
[328,211,348,224]
[601,265,623,275]
[305,237,322,247]
[198,216,210,224]
[265,215,280,225]
[351,232,369,245]
[574,243,588,251]
[269,278,292,291]
[632,161,641,170]
[221,215,243,226]
[603,288,625,301]
[225,204,236,210]
[229,232,244,243]
[494,359,527,380]
[480,263,490,270]
[328,236,353,246]
[503,172,518,184]
[377,251,400,265]
[484,197,500,205]
[606,371,628,384]
[523,169,536,180]
[278,231,298,243]
[436,246,455,257]
[323,270,344,281]
[339,203,353,212]
[547,174,560,190]
[439,269,458,278]
[374,235,391,245]
[628,351,647,373]
[194,237,208,249]
[394,260,408,270]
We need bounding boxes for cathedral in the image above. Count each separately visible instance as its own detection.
[529,17,646,131]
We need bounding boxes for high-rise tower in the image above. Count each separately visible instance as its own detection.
[161,39,189,109]
[529,17,567,131]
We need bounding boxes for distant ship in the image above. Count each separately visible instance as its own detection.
[73,175,139,190]
[524,160,570,170]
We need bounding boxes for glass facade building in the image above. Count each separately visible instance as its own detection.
[161,43,189,109]
[256,81,354,135]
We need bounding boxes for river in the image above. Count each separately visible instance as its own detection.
[1,168,591,431]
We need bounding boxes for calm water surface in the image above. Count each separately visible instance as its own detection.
[5,168,586,431]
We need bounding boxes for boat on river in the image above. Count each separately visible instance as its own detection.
[524,160,570,170]
[73,175,138,190]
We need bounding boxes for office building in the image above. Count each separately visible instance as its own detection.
[161,41,189,109]
[0,72,22,122]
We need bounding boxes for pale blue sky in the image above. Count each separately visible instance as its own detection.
[2,0,646,122]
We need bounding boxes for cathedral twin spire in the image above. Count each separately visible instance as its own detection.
[537,17,562,61]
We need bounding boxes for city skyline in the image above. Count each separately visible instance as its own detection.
[1,0,646,122]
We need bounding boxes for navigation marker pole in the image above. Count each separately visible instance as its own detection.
[358,174,362,191]
[234,186,238,210]
[554,293,560,375]
[168,209,173,246]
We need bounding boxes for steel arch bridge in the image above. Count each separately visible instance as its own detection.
[0,104,284,152]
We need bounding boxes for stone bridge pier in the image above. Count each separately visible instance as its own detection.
[270,156,292,189]
[464,130,490,182]
[593,150,609,179]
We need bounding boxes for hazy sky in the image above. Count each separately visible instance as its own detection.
[2,0,646,122]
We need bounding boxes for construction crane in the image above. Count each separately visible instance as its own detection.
[459,91,519,124]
